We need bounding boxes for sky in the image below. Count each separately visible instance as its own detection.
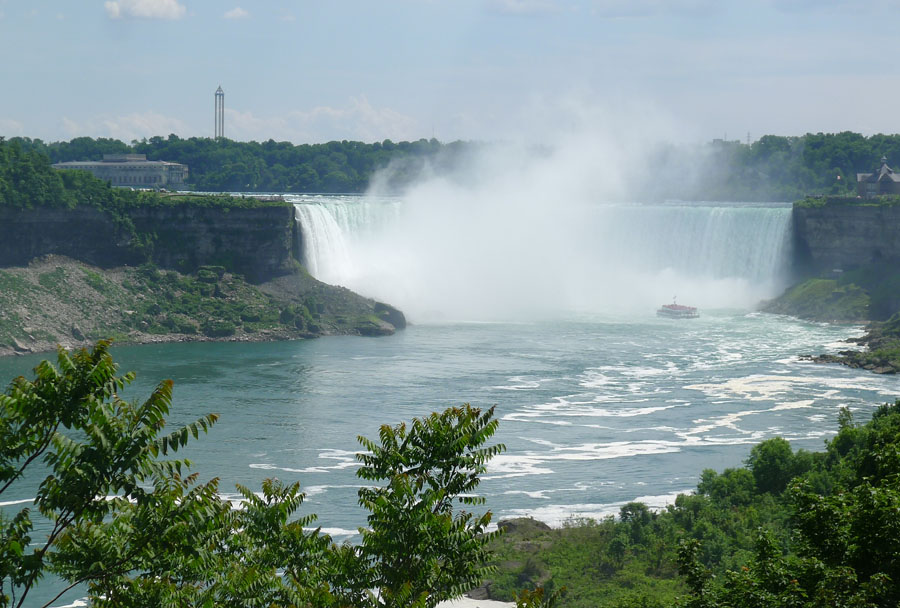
[1,0,900,145]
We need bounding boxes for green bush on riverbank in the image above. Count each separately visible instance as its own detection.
[486,403,900,607]
[760,278,869,322]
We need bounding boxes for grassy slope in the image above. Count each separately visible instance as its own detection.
[760,279,869,322]
[0,256,401,356]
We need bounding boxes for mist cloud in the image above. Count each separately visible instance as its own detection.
[334,102,786,322]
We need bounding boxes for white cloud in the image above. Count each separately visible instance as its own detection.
[105,0,186,20]
[0,118,25,136]
[224,7,248,19]
[61,112,190,142]
[767,0,900,12]
[487,0,562,14]
[225,97,420,143]
[590,0,715,17]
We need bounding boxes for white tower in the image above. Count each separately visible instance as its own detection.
[215,86,224,139]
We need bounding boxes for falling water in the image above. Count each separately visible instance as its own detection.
[292,196,794,321]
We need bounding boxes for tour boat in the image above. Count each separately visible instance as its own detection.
[657,298,699,319]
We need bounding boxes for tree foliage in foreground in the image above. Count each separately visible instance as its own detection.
[679,402,900,608]
[0,341,507,608]
[485,403,900,608]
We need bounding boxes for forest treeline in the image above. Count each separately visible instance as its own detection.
[0,137,277,211]
[6,131,900,199]
[6,134,473,194]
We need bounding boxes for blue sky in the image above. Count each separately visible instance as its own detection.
[1,0,899,144]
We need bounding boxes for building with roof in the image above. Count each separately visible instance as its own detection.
[52,154,188,189]
[857,156,900,198]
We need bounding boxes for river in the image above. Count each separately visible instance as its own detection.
[2,197,898,606]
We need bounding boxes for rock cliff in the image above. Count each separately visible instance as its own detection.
[793,203,900,272]
[0,203,297,283]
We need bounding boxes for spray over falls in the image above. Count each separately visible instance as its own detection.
[292,195,794,323]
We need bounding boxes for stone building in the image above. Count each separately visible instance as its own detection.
[52,154,188,188]
[857,156,900,198]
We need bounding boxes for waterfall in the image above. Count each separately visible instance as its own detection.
[292,195,795,321]
[583,203,793,282]
[291,195,400,286]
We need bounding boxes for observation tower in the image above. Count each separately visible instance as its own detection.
[215,85,224,139]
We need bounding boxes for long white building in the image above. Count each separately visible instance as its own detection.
[52,154,188,188]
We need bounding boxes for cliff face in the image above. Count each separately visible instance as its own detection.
[129,205,296,282]
[0,207,133,267]
[793,204,900,272]
[0,204,297,282]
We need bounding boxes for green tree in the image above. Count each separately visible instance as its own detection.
[352,405,505,607]
[746,437,795,495]
[678,401,900,608]
[1,342,507,608]
[0,340,217,608]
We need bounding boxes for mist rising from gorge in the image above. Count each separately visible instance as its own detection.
[299,109,793,323]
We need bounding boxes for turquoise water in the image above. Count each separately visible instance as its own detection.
[4,311,895,537]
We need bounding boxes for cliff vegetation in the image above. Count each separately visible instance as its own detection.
[0,256,404,357]
[794,194,900,208]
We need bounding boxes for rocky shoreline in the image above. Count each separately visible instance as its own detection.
[801,319,900,374]
[761,274,900,375]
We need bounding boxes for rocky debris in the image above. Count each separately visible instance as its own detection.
[11,337,31,354]
[375,301,407,329]
[803,351,899,374]
[497,518,552,536]
[466,583,491,600]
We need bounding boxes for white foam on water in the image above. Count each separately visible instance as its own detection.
[491,376,543,390]
[308,526,359,538]
[681,408,766,437]
[484,454,555,479]
[543,440,681,460]
[685,374,810,401]
[50,600,89,608]
[0,498,35,507]
[499,490,693,527]
[503,489,554,500]
[772,400,814,410]
[249,463,358,474]
[304,484,368,498]
[500,503,620,526]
